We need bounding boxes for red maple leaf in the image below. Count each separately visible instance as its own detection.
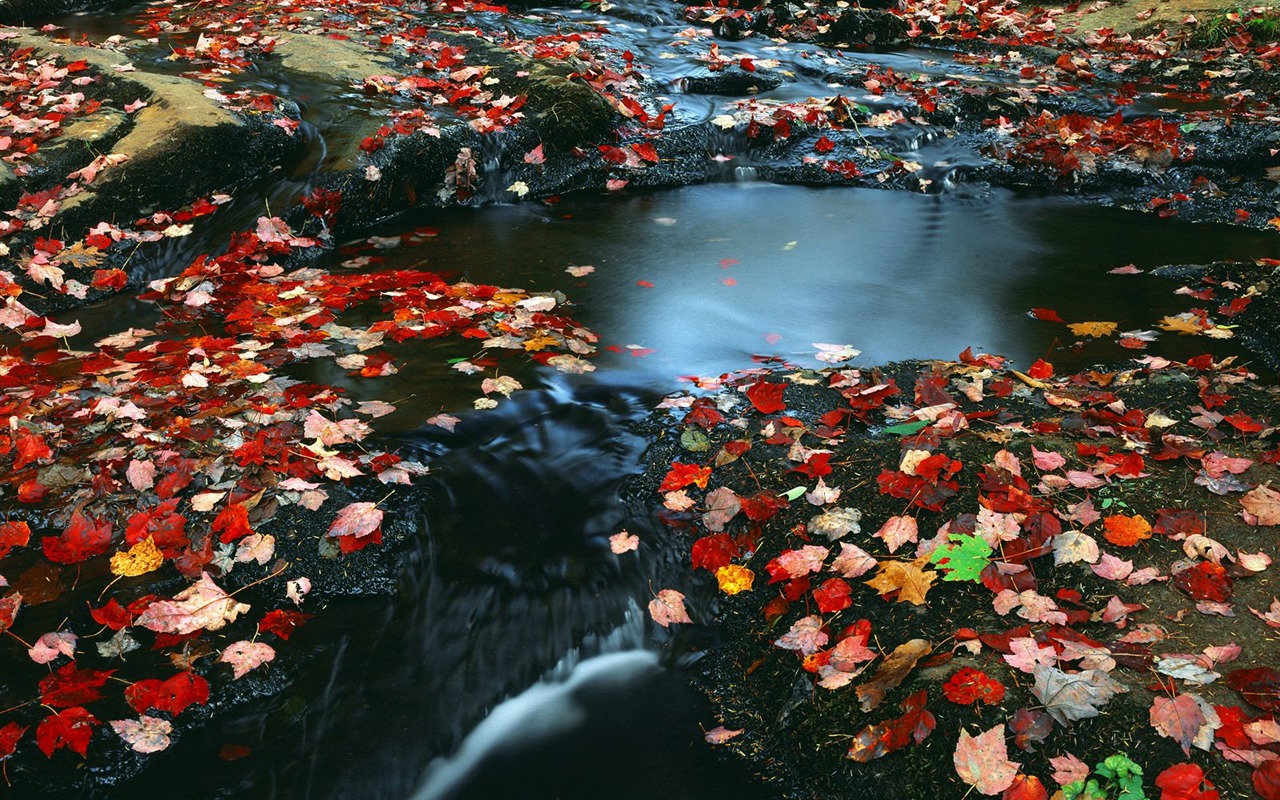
[258,609,314,640]
[212,503,254,544]
[38,663,115,708]
[813,578,853,613]
[125,499,188,556]
[124,673,210,716]
[13,431,53,470]
[746,380,787,414]
[1155,763,1219,800]
[1173,562,1233,602]
[41,513,112,564]
[90,598,133,631]
[0,722,26,760]
[659,461,712,492]
[35,707,98,758]
[691,534,739,572]
[1227,667,1280,712]
[942,667,1006,706]
[0,520,30,558]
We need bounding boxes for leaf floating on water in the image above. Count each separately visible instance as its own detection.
[648,589,691,627]
[1066,321,1118,338]
[609,531,638,554]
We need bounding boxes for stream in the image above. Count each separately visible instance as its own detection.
[30,2,1280,799]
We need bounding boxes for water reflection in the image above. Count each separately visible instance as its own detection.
[316,183,1277,427]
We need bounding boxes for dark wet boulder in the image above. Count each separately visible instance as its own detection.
[0,0,127,24]
[823,9,909,45]
[682,66,784,95]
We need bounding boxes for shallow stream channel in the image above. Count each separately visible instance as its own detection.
[18,2,1280,798]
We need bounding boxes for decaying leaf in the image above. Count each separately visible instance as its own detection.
[1031,666,1127,724]
[856,639,932,712]
[135,573,250,635]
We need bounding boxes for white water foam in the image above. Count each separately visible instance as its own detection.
[410,606,654,800]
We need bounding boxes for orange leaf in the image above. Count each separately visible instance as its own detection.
[1102,514,1152,546]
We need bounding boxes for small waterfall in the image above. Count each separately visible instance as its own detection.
[410,606,655,800]
[705,122,759,183]
[474,132,516,205]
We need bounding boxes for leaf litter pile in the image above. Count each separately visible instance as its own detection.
[0,208,598,773]
[639,347,1280,799]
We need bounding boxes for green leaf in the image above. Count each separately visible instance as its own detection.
[680,429,710,452]
[928,533,992,582]
[882,419,929,436]
[782,486,806,502]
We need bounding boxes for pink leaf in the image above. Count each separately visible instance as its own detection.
[875,515,918,554]
[328,502,384,540]
[953,724,1019,795]
[774,615,828,655]
[1031,446,1066,471]
[648,589,691,627]
[219,641,276,679]
[704,726,743,744]
[1090,552,1133,581]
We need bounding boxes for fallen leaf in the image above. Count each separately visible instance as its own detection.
[856,639,932,712]
[1067,321,1118,338]
[715,564,754,595]
[953,724,1020,795]
[704,726,743,744]
[648,589,692,627]
[110,537,164,578]
[219,641,276,679]
[135,573,250,635]
[1242,485,1280,526]
[1150,693,1220,754]
[1031,665,1127,724]
[110,716,172,753]
[864,558,937,605]
[609,531,639,553]
[775,614,828,655]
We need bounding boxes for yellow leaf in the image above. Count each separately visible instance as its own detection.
[715,564,754,595]
[1158,314,1205,334]
[522,335,560,352]
[110,536,164,577]
[1067,321,1118,338]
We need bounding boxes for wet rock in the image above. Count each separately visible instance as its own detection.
[0,0,123,25]
[682,66,784,95]
[822,9,909,46]
[7,30,301,234]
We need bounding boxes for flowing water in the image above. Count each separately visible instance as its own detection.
[31,3,1280,799]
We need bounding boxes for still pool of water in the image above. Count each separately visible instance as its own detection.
[290,182,1278,431]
